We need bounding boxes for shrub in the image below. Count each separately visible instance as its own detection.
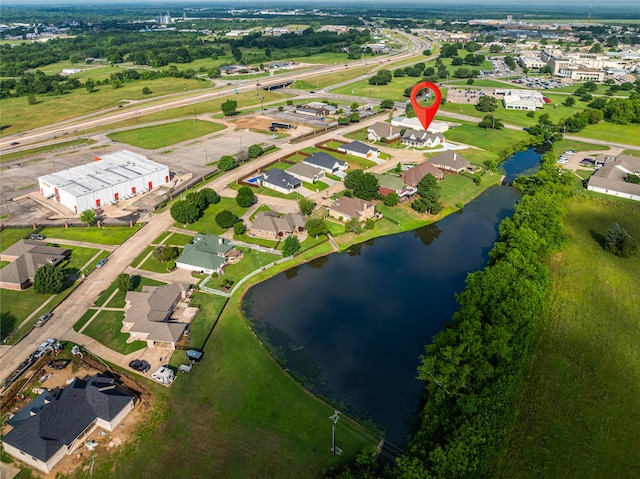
[234,221,247,236]
[282,236,301,256]
[383,193,399,206]
[33,264,66,294]
[604,222,637,258]
[153,245,179,262]
[215,210,238,229]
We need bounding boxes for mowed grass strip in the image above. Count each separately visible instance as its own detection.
[40,224,144,245]
[107,120,225,149]
[443,120,529,151]
[499,195,640,479]
[180,197,248,236]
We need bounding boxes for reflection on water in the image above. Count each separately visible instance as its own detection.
[243,186,521,443]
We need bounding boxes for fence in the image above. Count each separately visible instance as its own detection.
[198,255,293,297]
[229,239,283,256]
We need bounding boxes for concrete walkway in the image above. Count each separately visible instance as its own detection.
[44,237,118,252]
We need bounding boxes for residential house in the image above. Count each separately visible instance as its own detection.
[303,152,348,174]
[401,162,444,186]
[428,151,472,174]
[285,162,325,183]
[0,240,69,291]
[587,154,640,201]
[122,283,191,349]
[391,116,449,134]
[327,196,375,222]
[176,234,241,275]
[372,173,417,200]
[338,141,381,159]
[248,211,307,240]
[2,375,136,474]
[257,168,302,194]
[367,122,402,142]
[401,130,445,148]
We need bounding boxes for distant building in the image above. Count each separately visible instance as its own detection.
[427,151,472,174]
[327,197,375,222]
[176,234,241,275]
[248,211,306,240]
[401,130,444,148]
[401,162,444,185]
[367,122,402,142]
[38,150,170,214]
[302,152,348,174]
[391,116,449,133]
[257,168,302,194]
[338,141,380,159]
[0,240,69,291]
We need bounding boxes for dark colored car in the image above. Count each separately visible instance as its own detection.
[129,359,151,373]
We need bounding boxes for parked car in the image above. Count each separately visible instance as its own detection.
[29,233,46,240]
[129,359,151,373]
[151,366,175,385]
[35,313,53,327]
[96,258,108,268]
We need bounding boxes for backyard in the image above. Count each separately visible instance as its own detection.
[180,197,249,235]
[205,248,280,291]
[40,224,144,245]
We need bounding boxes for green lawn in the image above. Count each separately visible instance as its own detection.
[443,121,529,152]
[0,77,208,137]
[73,309,96,332]
[40,224,144,245]
[499,195,640,479]
[0,288,51,339]
[139,248,182,273]
[131,247,153,269]
[181,197,249,235]
[206,249,279,290]
[439,172,501,207]
[151,231,172,244]
[107,120,225,150]
[89,247,368,478]
[62,246,101,276]
[165,232,195,246]
[265,161,292,171]
[0,139,96,163]
[302,181,329,191]
[574,169,594,180]
[178,293,229,351]
[551,139,609,156]
[623,149,640,157]
[0,228,32,250]
[82,310,146,355]
[579,122,640,146]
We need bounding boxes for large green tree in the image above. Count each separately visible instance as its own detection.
[170,200,201,225]
[215,210,238,228]
[475,95,498,112]
[221,99,238,116]
[116,273,134,292]
[412,174,443,214]
[218,155,239,172]
[79,209,96,226]
[298,198,315,216]
[236,186,256,207]
[305,218,328,237]
[33,264,66,294]
[344,170,379,201]
[282,236,300,256]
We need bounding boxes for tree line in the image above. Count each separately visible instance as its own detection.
[324,148,574,478]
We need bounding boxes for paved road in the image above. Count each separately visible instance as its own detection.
[0,109,406,384]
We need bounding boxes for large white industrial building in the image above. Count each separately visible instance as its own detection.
[38,150,170,213]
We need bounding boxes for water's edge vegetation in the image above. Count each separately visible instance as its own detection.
[325,151,573,478]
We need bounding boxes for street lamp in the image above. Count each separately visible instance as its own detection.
[259,96,264,115]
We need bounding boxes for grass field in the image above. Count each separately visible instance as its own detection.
[443,121,529,152]
[206,249,279,290]
[40,224,144,245]
[623,149,640,157]
[0,77,209,136]
[90,263,368,479]
[578,122,640,146]
[0,228,32,250]
[82,309,146,355]
[551,139,609,156]
[107,120,225,149]
[180,197,248,236]
[499,195,640,478]
[439,171,502,207]
[165,232,195,246]
[139,248,182,273]
[0,139,96,163]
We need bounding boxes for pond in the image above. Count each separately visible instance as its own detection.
[243,149,539,444]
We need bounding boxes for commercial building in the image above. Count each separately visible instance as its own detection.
[38,150,170,214]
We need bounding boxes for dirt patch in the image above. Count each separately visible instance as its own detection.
[1,352,153,478]
[232,115,277,131]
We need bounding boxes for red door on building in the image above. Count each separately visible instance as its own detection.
[165,175,169,183]
[114,192,119,201]
[148,181,153,189]
[131,186,136,194]
[96,199,101,207]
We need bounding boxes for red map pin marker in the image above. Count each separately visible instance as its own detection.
[410,81,442,131]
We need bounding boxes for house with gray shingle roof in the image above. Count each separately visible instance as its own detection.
[0,240,69,291]
[248,211,307,240]
[257,168,302,194]
[367,122,402,142]
[176,234,241,275]
[401,129,444,148]
[302,152,348,174]
[327,196,375,222]
[123,283,191,349]
[2,375,135,474]
[338,141,380,159]
[285,162,325,183]
[427,151,472,174]
[587,154,640,201]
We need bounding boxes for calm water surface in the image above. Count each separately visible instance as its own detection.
[244,151,538,443]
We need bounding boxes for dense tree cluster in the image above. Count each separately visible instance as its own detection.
[170,188,219,224]
[411,174,443,214]
[33,264,67,294]
[282,236,301,256]
[344,170,380,201]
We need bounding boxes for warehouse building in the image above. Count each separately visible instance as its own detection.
[38,150,170,213]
